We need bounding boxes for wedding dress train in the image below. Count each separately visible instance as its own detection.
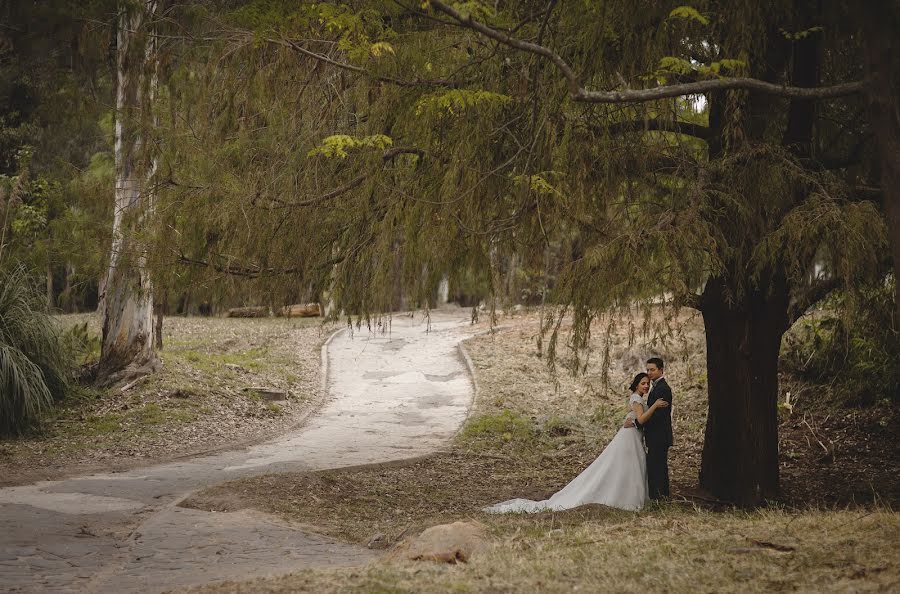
[484,394,649,513]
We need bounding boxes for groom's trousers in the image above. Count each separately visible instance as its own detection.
[647,446,670,499]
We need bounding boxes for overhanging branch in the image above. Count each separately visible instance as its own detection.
[253,147,425,210]
[428,1,865,103]
[788,277,842,324]
[176,251,301,278]
[270,36,459,89]
[589,118,710,140]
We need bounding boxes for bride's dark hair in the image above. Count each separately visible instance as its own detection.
[629,372,649,393]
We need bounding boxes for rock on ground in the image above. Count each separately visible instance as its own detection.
[393,520,492,564]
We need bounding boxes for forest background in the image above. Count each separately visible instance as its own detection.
[1,0,898,511]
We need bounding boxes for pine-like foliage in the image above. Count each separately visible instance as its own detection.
[0,266,69,435]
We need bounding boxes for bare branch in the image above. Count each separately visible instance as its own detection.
[429,0,582,95]
[269,36,459,89]
[255,175,367,210]
[428,1,865,103]
[589,118,710,140]
[788,277,842,324]
[575,78,864,102]
[676,292,702,311]
[253,147,425,210]
[176,252,300,278]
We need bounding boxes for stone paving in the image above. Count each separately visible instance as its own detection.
[0,311,474,593]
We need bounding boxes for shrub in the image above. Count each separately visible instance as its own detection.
[0,266,71,434]
[782,278,898,405]
[60,321,100,366]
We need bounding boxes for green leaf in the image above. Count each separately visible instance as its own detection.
[657,56,696,76]
[369,41,395,58]
[668,6,709,26]
[415,90,512,118]
[307,134,394,159]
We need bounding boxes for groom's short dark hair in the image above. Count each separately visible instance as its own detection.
[646,357,665,370]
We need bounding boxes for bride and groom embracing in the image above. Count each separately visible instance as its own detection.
[484,357,673,513]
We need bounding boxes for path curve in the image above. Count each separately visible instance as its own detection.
[0,310,474,593]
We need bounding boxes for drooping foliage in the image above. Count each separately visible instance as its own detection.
[153,0,886,327]
[0,266,70,435]
[138,0,893,504]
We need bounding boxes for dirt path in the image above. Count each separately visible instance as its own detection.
[0,311,474,593]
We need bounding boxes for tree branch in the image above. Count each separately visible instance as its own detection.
[428,1,865,103]
[176,252,300,278]
[429,0,582,95]
[254,175,368,210]
[675,292,702,311]
[575,78,864,102]
[589,118,710,140]
[788,277,842,324]
[269,36,459,89]
[253,147,425,210]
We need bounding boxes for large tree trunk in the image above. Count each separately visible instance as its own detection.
[99,0,159,380]
[698,276,791,506]
[863,1,900,329]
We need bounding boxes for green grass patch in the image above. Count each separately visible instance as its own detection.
[126,403,167,426]
[77,413,123,437]
[168,345,283,374]
[457,410,538,450]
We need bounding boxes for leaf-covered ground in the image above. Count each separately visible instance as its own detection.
[0,314,333,486]
[180,309,899,592]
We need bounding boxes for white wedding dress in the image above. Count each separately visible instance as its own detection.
[483,394,649,513]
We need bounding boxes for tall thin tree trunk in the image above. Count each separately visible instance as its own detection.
[99,0,159,380]
[46,260,53,309]
[863,1,900,330]
[62,262,73,312]
[698,276,791,505]
[154,290,166,350]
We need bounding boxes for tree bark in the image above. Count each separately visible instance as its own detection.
[863,1,900,330]
[99,0,159,379]
[153,291,166,350]
[698,276,790,505]
[46,260,53,309]
[61,262,73,313]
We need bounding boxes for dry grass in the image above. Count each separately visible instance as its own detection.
[179,309,899,593]
[182,507,899,593]
[0,314,334,485]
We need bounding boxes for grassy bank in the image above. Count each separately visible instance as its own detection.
[0,314,332,485]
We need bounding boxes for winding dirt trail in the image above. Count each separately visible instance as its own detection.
[0,311,474,593]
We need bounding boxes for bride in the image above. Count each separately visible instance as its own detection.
[483,372,669,513]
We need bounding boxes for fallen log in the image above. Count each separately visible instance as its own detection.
[277,303,322,318]
[226,306,270,318]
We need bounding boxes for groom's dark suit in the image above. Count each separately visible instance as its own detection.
[643,377,673,499]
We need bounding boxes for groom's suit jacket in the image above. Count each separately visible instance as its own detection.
[645,377,674,448]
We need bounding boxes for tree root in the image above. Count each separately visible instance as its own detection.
[95,355,161,389]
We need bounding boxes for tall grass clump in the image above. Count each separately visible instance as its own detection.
[0,265,70,434]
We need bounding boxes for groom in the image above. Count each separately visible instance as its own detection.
[631,357,673,500]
